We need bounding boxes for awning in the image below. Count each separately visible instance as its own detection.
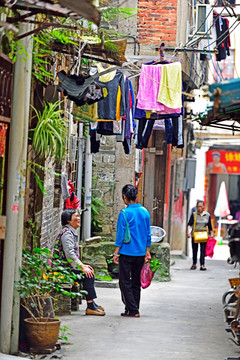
[0,0,101,26]
[195,78,240,132]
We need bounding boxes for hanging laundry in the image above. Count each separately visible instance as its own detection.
[89,129,100,153]
[61,172,69,201]
[164,119,173,144]
[136,64,182,113]
[134,118,155,149]
[157,62,182,109]
[57,70,105,106]
[96,70,126,122]
[153,119,165,131]
[214,13,231,61]
[172,116,184,148]
[135,103,181,120]
[96,63,117,82]
[72,102,98,123]
[65,180,81,209]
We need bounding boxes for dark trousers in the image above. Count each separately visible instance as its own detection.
[73,269,97,301]
[119,254,145,314]
[192,239,207,266]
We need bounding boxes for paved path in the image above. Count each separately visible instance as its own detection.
[59,252,240,360]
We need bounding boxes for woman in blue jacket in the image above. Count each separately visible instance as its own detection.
[113,184,151,317]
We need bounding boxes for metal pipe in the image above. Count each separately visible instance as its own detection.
[76,124,85,240]
[0,21,33,354]
[82,135,92,240]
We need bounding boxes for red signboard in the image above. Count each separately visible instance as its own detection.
[206,150,240,174]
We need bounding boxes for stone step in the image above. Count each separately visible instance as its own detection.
[170,250,186,259]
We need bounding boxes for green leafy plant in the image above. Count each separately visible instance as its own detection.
[27,161,61,194]
[16,248,86,321]
[24,219,40,249]
[106,258,113,265]
[30,101,68,161]
[91,196,105,232]
[58,325,72,343]
[149,258,162,273]
[95,273,112,281]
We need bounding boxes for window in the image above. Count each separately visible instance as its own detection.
[216,0,236,5]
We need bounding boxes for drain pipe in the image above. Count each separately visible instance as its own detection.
[82,134,92,240]
[76,123,85,239]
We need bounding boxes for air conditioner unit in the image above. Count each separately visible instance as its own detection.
[195,4,212,36]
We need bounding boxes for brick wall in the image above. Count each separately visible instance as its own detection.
[40,160,63,249]
[137,0,178,46]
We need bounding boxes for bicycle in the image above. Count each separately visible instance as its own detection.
[223,230,240,360]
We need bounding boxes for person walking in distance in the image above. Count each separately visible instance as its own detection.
[113,184,151,317]
[187,200,213,271]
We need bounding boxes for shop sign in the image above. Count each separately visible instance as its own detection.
[206,150,240,174]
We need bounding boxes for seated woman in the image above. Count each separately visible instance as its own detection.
[56,209,105,316]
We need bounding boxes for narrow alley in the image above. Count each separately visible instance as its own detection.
[58,249,240,360]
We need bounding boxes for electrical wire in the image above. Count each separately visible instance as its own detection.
[185,51,194,93]
[206,21,223,81]
[188,52,198,92]
[233,33,239,78]
[203,17,238,49]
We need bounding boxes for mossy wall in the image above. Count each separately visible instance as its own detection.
[80,241,171,282]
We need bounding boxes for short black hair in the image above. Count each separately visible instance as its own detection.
[197,200,204,206]
[61,209,77,226]
[122,184,138,202]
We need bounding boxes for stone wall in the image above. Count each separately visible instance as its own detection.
[92,136,135,240]
[81,241,171,282]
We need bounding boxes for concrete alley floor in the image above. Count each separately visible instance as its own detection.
[59,245,240,360]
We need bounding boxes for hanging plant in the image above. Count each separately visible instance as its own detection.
[30,101,68,161]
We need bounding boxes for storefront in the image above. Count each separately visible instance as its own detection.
[205,148,240,234]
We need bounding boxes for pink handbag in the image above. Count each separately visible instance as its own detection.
[140,262,155,289]
[205,236,217,258]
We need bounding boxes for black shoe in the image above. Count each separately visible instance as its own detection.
[200,265,207,271]
[121,312,140,318]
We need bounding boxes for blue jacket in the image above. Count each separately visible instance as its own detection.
[115,203,151,256]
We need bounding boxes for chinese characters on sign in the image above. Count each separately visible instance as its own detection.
[206,150,240,174]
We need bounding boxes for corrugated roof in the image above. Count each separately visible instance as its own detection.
[0,0,101,25]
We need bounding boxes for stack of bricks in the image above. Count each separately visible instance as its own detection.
[137,0,178,45]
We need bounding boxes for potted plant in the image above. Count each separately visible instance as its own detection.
[16,247,85,353]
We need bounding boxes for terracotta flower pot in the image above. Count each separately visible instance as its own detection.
[24,318,61,353]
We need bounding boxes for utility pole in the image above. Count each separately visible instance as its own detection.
[0,22,33,354]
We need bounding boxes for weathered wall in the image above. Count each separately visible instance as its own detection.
[92,135,135,240]
[40,161,63,248]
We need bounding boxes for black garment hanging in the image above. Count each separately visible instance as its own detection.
[57,70,105,106]
[214,14,230,61]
